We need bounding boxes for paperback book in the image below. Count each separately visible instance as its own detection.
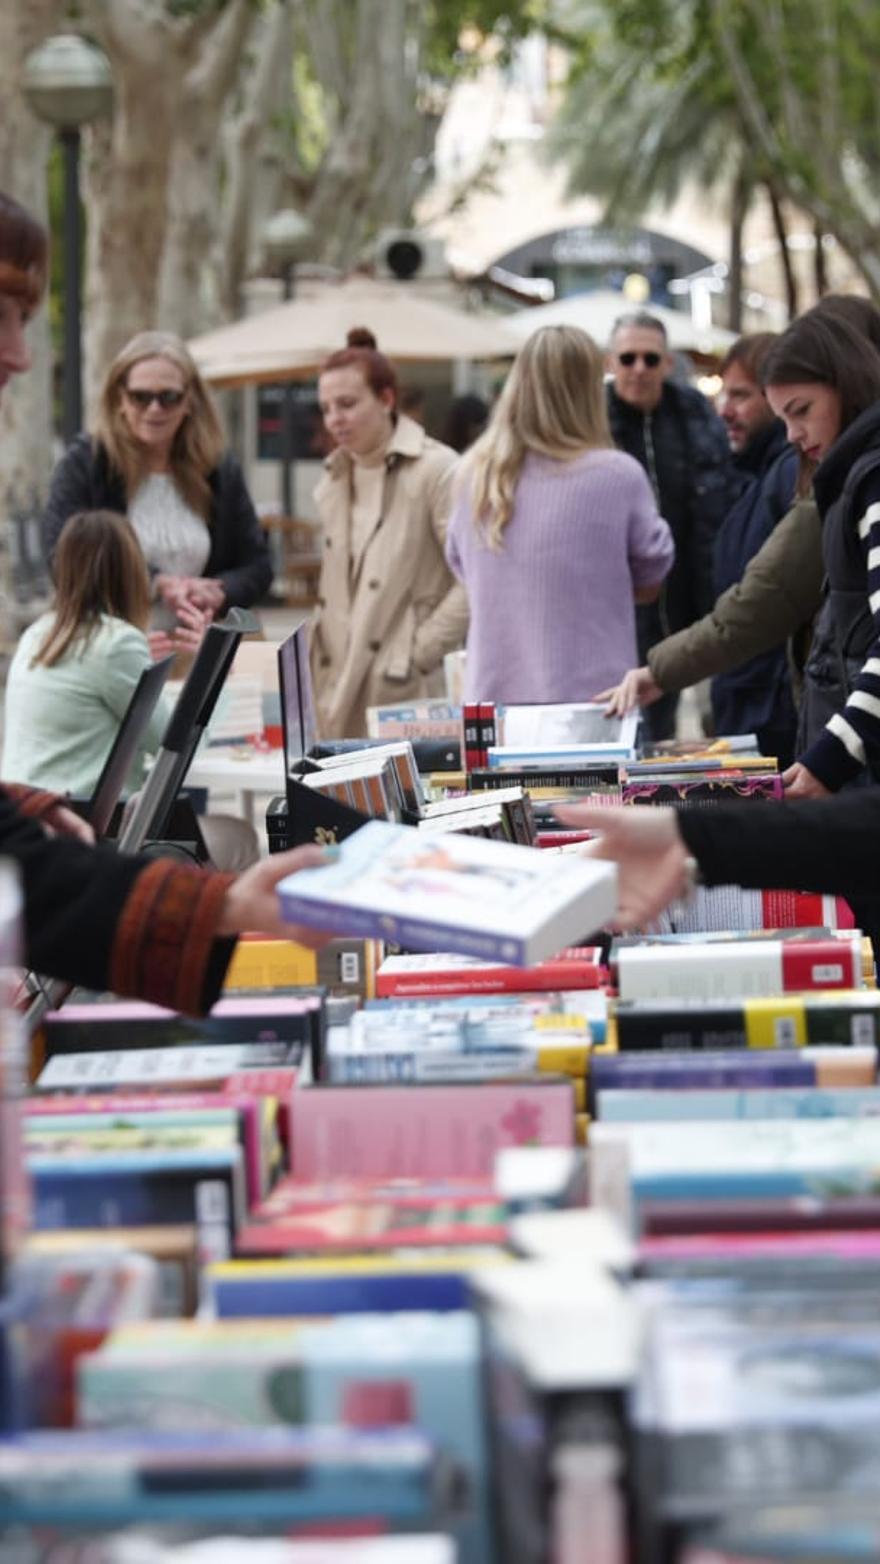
[276,819,617,966]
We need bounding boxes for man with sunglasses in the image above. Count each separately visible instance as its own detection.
[606,311,738,739]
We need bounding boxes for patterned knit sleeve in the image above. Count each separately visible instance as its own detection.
[625,458,676,588]
[801,474,880,789]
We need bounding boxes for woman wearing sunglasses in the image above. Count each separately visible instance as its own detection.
[42,330,271,630]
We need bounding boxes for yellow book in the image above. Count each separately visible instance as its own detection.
[223,939,318,991]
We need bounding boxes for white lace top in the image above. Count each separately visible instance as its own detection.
[129,473,211,629]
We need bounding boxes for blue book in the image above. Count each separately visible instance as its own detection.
[0,1425,435,1527]
[599,1086,880,1122]
[209,1252,506,1318]
[30,1146,246,1239]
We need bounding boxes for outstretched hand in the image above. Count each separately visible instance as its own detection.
[782,761,830,799]
[556,802,690,931]
[218,843,336,946]
[593,665,663,718]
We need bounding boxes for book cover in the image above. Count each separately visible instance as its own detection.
[612,992,880,1052]
[622,772,783,805]
[598,1085,880,1123]
[290,1081,576,1179]
[498,702,639,754]
[208,1250,508,1317]
[590,1045,877,1097]
[375,947,603,997]
[276,819,616,967]
[35,1042,304,1093]
[615,941,865,1004]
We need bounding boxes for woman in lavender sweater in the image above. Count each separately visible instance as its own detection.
[445,325,674,704]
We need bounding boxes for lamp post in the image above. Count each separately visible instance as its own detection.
[23,33,113,444]
[261,208,313,517]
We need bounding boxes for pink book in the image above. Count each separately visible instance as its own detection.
[291,1081,575,1180]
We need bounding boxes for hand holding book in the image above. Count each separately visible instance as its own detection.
[556,803,691,932]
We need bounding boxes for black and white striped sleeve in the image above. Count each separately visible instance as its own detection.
[802,478,880,789]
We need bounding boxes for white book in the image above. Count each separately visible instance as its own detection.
[498,702,639,754]
[277,819,616,965]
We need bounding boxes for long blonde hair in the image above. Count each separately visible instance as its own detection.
[466,325,612,546]
[33,510,151,668]
[95,330,225,521]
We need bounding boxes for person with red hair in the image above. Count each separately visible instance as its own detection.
[311,327,467,737]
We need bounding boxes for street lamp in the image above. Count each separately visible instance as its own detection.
[262,208,313,517]
[23,33,113,444]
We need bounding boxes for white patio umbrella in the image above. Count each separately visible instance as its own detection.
[505,288,736,355]
[189,275,520,387]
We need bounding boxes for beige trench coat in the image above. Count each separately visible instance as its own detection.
[309,414,468,738]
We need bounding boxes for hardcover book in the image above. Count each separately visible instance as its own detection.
[375,948,604,997]
[276,819,616,966]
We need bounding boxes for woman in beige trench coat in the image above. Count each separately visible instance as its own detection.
[310,328,468,739]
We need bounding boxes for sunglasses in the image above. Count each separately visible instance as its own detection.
[124,387,186,410]
[617,351,662,368]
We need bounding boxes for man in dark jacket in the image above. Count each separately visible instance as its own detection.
[711,333,799,764]
[606,311,739,739]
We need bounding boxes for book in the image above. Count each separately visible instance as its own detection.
[598,1085,880,1123]
[35,1042,306,1093]
[42,994,325,1066]
[621,771,783,804]
[589,1116,880,1201]
[367,698,462,740]
[611,990,880,1052]
[615,935,863,1002]
[468,764,622,794]
[0,1425,437,1528]
[78,1314,488,1563]
[497,702,639,753]
[207,1250,508,1317]
[375,948,604,997]
[290,1081,576,1180]
[590,1045,878,1099]
[276,819,617,967]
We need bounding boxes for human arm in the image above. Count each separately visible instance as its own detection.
[205,453,273,609]
[799,475,880,791]
[558,789,880,920]
[1,783,331,1011]
[626,461,675,598]
[647,499,823,692]
[594,665,665,716]
[41,435,105,567]
[413,451,469,672]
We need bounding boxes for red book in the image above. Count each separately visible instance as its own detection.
[780,934,861,991]
[375,946,605,997]
[462,703,481,773]
[478,701,497,767]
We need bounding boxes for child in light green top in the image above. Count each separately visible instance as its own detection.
[2,509,201,798]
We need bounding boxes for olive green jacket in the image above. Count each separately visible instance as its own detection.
[647,498,823,697]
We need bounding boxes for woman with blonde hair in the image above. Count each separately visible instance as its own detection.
[445,324,674,703]
[42,330,271,630]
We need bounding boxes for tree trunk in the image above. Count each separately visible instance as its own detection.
[765,181,799,321]
[157,0,257,337]
[218,2,294,320]
[0,0,65,642]
[814,219,829,297]
[727,166,751,333]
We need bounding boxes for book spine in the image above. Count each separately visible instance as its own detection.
[211,1270,470,1317]
[781,937,861,991]
[277,890,526,965]
[589,1051,819,1091]
[462,704,481,774]
[376,961,601,997]
[478,703,496,768]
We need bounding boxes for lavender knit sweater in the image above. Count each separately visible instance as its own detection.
[445,448,675,703]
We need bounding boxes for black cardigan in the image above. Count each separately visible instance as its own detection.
[679,787,880,900]
[42,433,272,608]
